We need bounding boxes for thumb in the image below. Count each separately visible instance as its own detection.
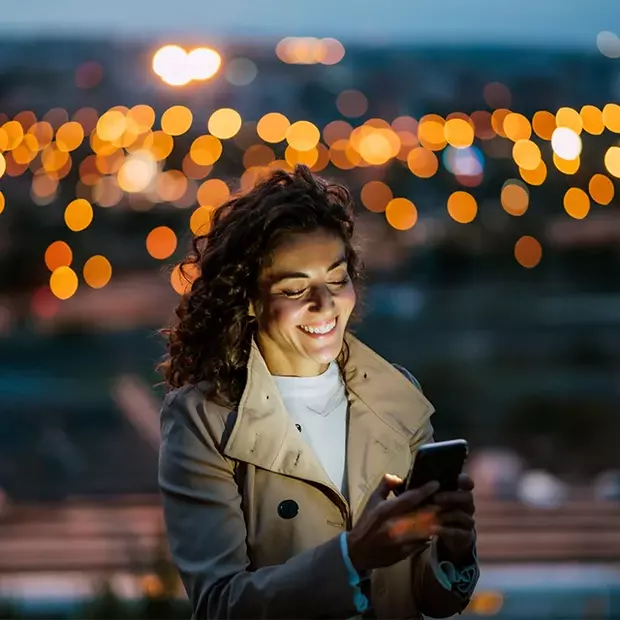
[367,473,403,509]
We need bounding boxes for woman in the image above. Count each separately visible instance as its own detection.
[158,165,479,619]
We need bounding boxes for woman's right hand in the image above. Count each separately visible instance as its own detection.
[346,474,440,573]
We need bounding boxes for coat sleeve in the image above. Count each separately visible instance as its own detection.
[407,418,479,618]
[158,387,359,620]
[372,368,480,619]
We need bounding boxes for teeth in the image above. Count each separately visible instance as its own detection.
[300,319,336,334]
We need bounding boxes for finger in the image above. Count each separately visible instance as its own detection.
[367,473,404,511]
[434,490,475,514]
[387,510,437,542]
[389,480,440,516]
[457,473,475,492]
[436,510,475,531]
[434,526,474,548]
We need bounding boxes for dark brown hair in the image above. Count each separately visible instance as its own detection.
[159,164,362,405]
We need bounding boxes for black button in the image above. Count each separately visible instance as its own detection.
[277,499,299,519]
[295,423,302,432]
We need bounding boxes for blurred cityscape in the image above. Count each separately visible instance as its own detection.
[1,18,620,620]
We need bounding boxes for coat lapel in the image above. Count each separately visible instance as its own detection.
[223,340,337,494]
[222,335,435,522]
[343,335,435,521]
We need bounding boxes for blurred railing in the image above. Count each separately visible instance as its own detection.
[1,496,619,574]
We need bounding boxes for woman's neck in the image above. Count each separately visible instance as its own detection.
[255,334,329,377]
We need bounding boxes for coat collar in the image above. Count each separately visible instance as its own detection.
[222,333,435,520]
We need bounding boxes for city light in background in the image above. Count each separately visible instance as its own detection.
[0,31,619,305]
[152,45,221,86]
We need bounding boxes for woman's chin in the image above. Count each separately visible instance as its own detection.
[306,340,343,366]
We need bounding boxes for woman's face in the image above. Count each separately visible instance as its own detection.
[253,229,357,377]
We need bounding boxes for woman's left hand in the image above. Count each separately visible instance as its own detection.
[432,473,476,564]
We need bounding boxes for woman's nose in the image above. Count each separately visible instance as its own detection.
[308,285,335,311]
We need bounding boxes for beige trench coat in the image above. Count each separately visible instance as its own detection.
[159,334,478,619]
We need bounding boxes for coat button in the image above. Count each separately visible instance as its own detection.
[295,423,302,432]
[277,499,299,519]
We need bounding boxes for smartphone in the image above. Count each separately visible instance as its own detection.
[394,439,469,497]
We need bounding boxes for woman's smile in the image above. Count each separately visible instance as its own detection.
[298,316,338,337]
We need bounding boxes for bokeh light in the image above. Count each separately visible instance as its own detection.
[156,170,188,203]
[447,191,477,223]
[190,206,214,235]
[553,153,580,175]
[3,121,24,150]
[471,111,495,140]
[226,58,258,86]
[127,105,156,133]
[286,120,320,151]
[597,31,620,59]
[50,266,78,300]
[56,122,84,152]
[444,117,475,149]
[64,199,93,231]
[563,187,590,220]
[118,150,157,193]
[418,115,446,151]
[604,146,620,178]
[514,236,542,268]
[361,181,393,213]
[187,47,222,80]
[257,113,290,143]
[602,103,620,133]
[336,90,368,118]
[551,128,582,160]
[503,113,531,141]
[532,111,556,140]
[491,109,510,138]
[190,135,223,166]
[519,160,547,186]
[588,174,615,205]
[97,109,126,143]
[208,108,242,140]
[555,107,583,134]
[75,61,103,90]
[276,37,345,65]
[285,146,319,168]
[512,140,541,171]
[196,178,230,207]
[407,147,439,178]
[83,255,112,289]
[146,226,177,259]
[161,106,193,136]
[152,45,191,86]
[580,105,605,135]
[483,82,512,108]
[243,144,276,169]
[170,262,199,295]
[501,180,529,216]
[45,241,73,271]
[385,198,417,230]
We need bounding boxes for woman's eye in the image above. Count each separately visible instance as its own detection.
[282,289,305,298]
[329,277,350,287]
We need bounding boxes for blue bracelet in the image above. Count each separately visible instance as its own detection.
[339,532,370,613]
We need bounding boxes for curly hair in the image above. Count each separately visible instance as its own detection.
[159,164,363,406]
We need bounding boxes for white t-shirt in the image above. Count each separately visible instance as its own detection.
[273,362,348,495]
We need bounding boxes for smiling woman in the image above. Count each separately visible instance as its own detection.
[158,164,479,619]
[251,230,357,377]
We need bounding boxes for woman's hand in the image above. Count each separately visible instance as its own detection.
[346,474,440,573]
[432,473,476,564]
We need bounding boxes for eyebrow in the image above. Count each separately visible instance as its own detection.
[269,257,347,284]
